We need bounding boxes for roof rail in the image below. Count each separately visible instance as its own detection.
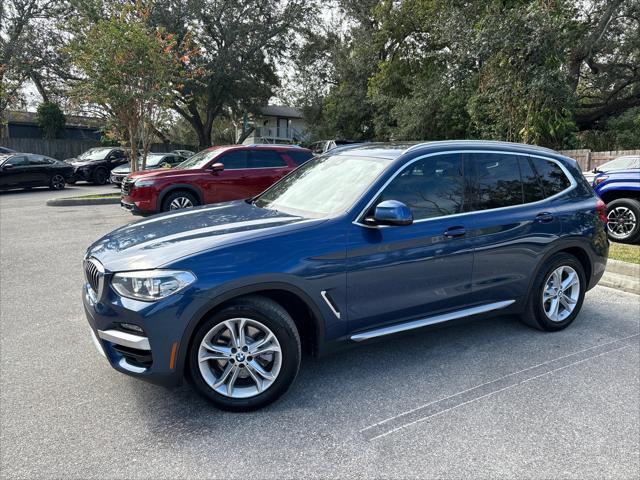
[245,143,302,148]
[402,140,559,155]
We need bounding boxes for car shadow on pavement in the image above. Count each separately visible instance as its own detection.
[124,296,638,444]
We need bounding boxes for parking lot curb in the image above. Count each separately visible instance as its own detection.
[600,259,640,295]
[46,196,120,207]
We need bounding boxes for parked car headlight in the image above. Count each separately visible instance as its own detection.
[594,175,609,186]
[111,270,196,301]
[134,178,155,187]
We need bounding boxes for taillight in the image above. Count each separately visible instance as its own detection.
[596,198,607,224]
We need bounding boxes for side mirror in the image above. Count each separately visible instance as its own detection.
[1,164,12,170]
[210,162,224,174]
[372,200,413,226]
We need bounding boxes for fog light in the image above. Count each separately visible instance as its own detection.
[120,323,144,334]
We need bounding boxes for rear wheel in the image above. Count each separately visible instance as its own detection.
[520,253,586,331]
[92,167,109,185]
[606,198,640,244]
[188,296,301,411]
[49,174,66,190]
[161,190,199,212]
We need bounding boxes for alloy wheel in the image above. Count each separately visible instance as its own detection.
[198,318,282,398]
[169,196,194,210]
[51,175,66,189]
[607,206,637,240]
[542,265,580,322]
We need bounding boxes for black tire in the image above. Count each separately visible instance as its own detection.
[520,252,586,332]
[49,174,66,190]
[92,167,109,185]
[606,198,640,244]
[161,190,199,212]
[188,295,301,411]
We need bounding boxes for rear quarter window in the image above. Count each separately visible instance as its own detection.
[530,158,572,197]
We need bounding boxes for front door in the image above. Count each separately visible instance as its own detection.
[346,153,475,333]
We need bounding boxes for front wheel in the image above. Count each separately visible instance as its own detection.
[49,174,66,190]
[188,296,301,411]
[520,253,586,331]
[606,198,640,244]
[161,190,199,212]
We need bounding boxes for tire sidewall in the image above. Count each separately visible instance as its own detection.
[162,191,199,212]
[530,253,586,331]
[49,174,66,190]
[188,301,301,411]
[606,198,640,243]
[93,167,108,185]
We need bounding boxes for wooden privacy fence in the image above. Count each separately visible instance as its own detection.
[559,149,640,171]
[0,138,196,160]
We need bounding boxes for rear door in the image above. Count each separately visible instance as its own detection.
[465,152,562,304]
[246,149,290,192]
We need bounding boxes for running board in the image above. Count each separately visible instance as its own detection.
[350,300,515,342]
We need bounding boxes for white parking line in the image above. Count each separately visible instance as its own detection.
[360,333,640,436]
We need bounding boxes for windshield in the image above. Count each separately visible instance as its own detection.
[175,149,221,169]
[599,156,640,171]
[146,154,169,167]
[79,148,113,160]
[253,154,391,217]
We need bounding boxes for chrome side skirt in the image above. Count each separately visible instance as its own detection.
[350,300,515,342]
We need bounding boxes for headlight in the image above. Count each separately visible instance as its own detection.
[594,175,608,186]
[134,178,155,187]
[111,270,196,301]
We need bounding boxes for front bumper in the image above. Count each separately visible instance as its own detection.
[110,173,127,185]
[83,282,207,388]
[72,166,92,182]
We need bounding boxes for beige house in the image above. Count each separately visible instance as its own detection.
[238,105,309,145]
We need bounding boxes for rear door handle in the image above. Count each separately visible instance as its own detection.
[535,212,554,223]
[444,226,467,238]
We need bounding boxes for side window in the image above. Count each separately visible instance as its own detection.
[6,156,28,167]
[519,156,546,203]
[467,153,523,210]
[112,150,124,159]
[378,154,464,220]
[249,150,286,168]
[530,157,571,197]
[288,150,313,166]
[218,150,248,169]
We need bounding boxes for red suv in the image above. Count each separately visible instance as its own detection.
[120,145,312,215]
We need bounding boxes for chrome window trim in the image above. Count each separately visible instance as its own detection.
[353,149,577,229]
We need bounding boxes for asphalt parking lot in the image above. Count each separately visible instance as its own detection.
[1,186,639,479]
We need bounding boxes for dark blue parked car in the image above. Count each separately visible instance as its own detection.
[591,161,640,243]
[83,141,608,410]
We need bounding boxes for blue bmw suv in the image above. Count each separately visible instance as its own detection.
[83,141,608,410]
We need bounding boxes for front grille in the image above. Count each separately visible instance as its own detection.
[121,179,133,196]
[84,258,102,294]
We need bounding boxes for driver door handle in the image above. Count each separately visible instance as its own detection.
[444,226,467,238]
[535,212,554,223]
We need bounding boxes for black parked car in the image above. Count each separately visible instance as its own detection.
[0,153,73,191]
[66,147,129,185]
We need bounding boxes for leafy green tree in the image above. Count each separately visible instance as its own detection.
[36,101,66,138]
[68,2,180,170]
[149,0,314,149]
